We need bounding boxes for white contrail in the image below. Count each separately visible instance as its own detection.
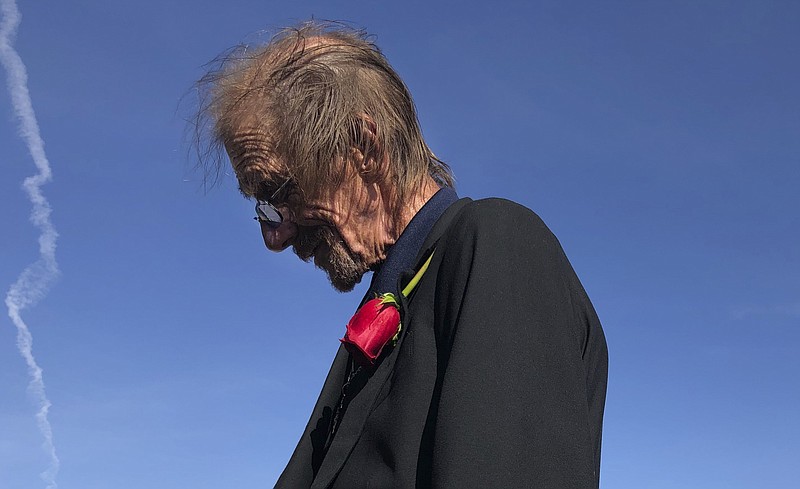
[1,1,60,488]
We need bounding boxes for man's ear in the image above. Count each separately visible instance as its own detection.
[354,114,386,184]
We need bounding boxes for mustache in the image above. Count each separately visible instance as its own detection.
[293,225,335,262]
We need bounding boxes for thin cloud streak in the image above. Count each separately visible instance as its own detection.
[1,1,60,488]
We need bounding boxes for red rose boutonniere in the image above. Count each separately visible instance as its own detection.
[341,293,401,366]
[341,251,435,367]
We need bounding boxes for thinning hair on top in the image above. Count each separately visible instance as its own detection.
[190,21,454,208]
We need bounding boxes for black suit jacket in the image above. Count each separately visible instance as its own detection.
[276,198,608,488]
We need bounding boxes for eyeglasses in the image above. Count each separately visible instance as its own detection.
[254,178,292,227]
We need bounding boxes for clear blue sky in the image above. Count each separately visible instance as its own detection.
[2,1,798,488]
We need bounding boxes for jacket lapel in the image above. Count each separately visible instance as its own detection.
[310,327,409,489]
[414,198,471,265]
[276,345,350,488]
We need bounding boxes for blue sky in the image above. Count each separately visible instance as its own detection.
[1,1,798,488]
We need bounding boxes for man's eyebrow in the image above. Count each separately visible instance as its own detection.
[248,177,289,201]
[235,173,270,200]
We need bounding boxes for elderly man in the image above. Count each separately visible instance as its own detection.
[196,22,607,489]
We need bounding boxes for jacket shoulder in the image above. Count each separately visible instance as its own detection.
[447,198,559,250]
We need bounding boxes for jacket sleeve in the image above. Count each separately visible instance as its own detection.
[427,199,602,488]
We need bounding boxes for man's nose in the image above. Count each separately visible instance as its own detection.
[260,217,297,252]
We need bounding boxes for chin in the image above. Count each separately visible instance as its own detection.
[312,238,369,292]
[324,266,365,293]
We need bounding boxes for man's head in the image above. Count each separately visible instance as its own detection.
[193,22,453,291]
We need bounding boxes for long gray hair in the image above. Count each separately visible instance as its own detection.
[191,21,453,211]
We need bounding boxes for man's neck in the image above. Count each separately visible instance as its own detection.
[388,176,441,241]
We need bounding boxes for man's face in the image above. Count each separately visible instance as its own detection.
[279,179,376,292]
[226,131,385,292]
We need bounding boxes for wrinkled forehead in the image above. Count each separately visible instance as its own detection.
[223,126,287,198]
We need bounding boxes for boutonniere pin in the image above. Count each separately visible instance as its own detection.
[341,251,435,366]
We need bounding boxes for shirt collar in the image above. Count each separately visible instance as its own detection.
[366,187,459,299]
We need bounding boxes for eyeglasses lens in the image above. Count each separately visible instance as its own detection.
[255,201,282,226]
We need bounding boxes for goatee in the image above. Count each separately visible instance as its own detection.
[293,225,368,292]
